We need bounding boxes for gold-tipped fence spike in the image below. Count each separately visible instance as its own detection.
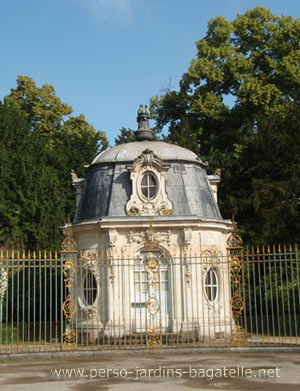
[0,250,3,260]
[273,244,276,254]
[17,250,20,259]
[22,250,26,260]
[6,250,9,260]
[289,244,293,253]
[12,250,14,260]
[49,250,52,259]
[28,250,31,260]
[55,250,58,260]
[256,245,260,255]
[262,246,265,256]
[38,251,41,260]
[278,244,282,253]
[267,245,271,254]
[44,250,47,260]
[33,251,36,260]
[283,244,287,253]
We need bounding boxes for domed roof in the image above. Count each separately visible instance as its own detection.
[73,106,223,224]
[91,141,204,166]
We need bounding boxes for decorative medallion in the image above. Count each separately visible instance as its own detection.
[146,294,160,316]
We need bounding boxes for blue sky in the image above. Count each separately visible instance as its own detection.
[1,0,300,145]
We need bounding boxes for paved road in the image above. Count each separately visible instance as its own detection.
[0,351,299,390]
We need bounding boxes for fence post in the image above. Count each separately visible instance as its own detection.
[61,219,77,350]
[227,216,247,346]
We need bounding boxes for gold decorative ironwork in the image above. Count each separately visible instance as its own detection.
[62,293,76,322]
[228,215,247,346]
[61,219,77,350]
[143,220,162,349]
[227,215,243,248]
[61,218,77,253]
[147,328,161,349]
[146,294,160,316]
[232,324,247,346]
[63,324,76,350]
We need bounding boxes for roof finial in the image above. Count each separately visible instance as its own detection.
[135,104,154,141]
[137,104,150,116]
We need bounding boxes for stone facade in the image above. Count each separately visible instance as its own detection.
[69,107,233,342]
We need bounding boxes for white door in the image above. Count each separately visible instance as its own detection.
[131,256,170,332]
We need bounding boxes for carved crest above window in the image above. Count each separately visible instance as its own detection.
[126,149,173,216]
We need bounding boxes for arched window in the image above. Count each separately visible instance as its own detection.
[204,268,218,302]
[83,271,98,305]
[141,172,157,200]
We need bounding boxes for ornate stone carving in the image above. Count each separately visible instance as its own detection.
[127,229,171,249]
[126,149,173,216]
[184,228,192,247]
[128,231,144,244]
[81,250,98,275]
[108,229,117,247]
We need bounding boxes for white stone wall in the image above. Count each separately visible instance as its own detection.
[71,219,233,341]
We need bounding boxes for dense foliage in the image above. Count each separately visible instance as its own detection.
[150,7,300,244]
[0,76,108,250]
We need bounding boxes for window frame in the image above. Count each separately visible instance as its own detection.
[204,267,218,303]
[82,271,98,306]
[138,170,159,201]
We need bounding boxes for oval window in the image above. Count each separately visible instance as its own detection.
[141,172,157,200]
[204,268,218,302]
[83,272,98,305]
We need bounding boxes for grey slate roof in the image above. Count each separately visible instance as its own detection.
[74,140,223,223]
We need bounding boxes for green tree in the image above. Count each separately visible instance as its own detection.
[0,76,108,249]
[151,7,300,243]
[115,127,136,145]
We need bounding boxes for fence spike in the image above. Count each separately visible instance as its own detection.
[289,244,293,253]
[278,244,282,253]
[0,250,3,260]
[28,250,31,259]
[12,249,15,260]
[33,251,36,260]
[55,250,58,260]
[267,245,271,254]
[283,244,287,253]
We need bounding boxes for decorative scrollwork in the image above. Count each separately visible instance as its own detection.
[62,294,76,322]
[232,324,247,347]
[147,328,161,349]
[228,215,247,346]
[61,219,77,350]
[61,219,77,252]
[63,324,76,350]
[230,290,244,316]
[230,256,242,286]
[146,294,160,316]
